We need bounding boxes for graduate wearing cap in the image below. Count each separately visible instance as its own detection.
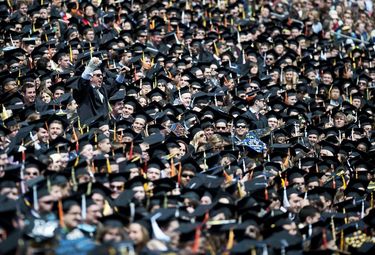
[73,57,125,123]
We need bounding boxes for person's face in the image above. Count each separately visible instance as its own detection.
[49,122,63,140]
[132,186,145,201]
[53,89,64,99]
[265,55,275,65]
[267,117,278,130]
[215,121,227,133]
[352,98,362,108]
[112,101,124,115]
[90,71,103,88]
[330,88,340,100]
[128,223,145,245]
[0,186,17,200]
[308,134,318,145]
[86,204,102,225]
[307,181,320,190]
[98,139,111,153]
[103,228,123,242]
[147,167,161,181]
[200,195,212,205]
[19,4,28,15]
[235,122,249,136]
[129,168,139,179]
[49,185,63,200]
[181,170,195,187]
[37,127,49,143]
[123,103,134,117]
[283,222,298,236]
[180,93,191,107]
[286,95,297,106]
[48,123,63,140]
[132,118,146,133]
[24,167,40,181]
[85,30,95,41]
[322,73,333,85]
[334,115,346,128]
[81,144,94,160]
[288,193,302,213]
[151,34,162,45]
[110,181,124,199]
[24,87,36,104]
[204,127,214,139]
[85,6,95,16]
[137,33,148,44]
[67,100,78,111]
[38,195,55,213]
[292,177,305,192]
[92,193,105,210]
[58,56,70,69]
[285,71,294,81]
[64,205,82,229]
[39,8,48,19]
[41,92,52,103]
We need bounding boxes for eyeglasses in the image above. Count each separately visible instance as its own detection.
[110,185,124,191]
[93,73,103,77]
[182,174,195,178]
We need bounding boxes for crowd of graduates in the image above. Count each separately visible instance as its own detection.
[0,0,375,254]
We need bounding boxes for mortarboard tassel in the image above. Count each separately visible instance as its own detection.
[340,229,345,250]
[71,167,78,191]
[106,158,111,174]
[331,217,336,242]
[33,185,39,211]
[251,247,256,255]
[58,199,65,228]
[170,157,176,177]
[177,162,182,185]
[237,181,245,198]
[81,194,87,220]
[113,123,117,142]
[192,225,202,253]
[281,176,290,208]
[223,168,232,183]
[322,228,328,249]
[341,175,347,189]
[128,141,134,160]
[264,187,269,200]
[103,200,112,216]
[69,44,73,62]
[213,41,219,56]
[225,228,235,252]
[361,199,365,218]
[371,191,374,208]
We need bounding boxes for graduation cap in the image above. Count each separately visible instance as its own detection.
[99,213,129,228]
[109,89,125,103]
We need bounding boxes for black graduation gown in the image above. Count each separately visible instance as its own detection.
[243,110,269,129]
[73,78,115,124]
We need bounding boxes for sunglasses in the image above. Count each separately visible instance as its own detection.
[236,125,247,128]
[40,200,54,204]
[182,174,195,178]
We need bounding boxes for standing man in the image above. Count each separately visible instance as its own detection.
[73,57,125,123]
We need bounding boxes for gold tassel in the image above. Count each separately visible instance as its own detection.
[226,228,234,251]
[106,158,111,173]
